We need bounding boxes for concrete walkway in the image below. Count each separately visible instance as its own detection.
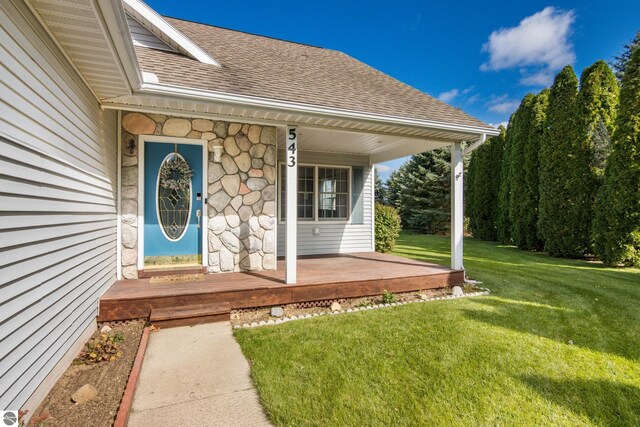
[128,322,271,427]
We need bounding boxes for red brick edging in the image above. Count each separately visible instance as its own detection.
[114,326,150,427]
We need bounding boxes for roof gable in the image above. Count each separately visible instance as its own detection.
[126,13,175,53]
[122,0,219,66]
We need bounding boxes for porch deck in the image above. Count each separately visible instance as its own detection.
[98,252,464,321]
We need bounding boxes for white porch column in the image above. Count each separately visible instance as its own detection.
[285,126,298,284]
[451,142,464,271]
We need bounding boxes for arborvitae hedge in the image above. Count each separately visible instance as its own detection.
[467,127,505,241]
[508,94,536,250]
[575,61,619,252]
[538,65,582,257]
[593,46,640,266]
[497,114,515,244]
[521,89,549,250]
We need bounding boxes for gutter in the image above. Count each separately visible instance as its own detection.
[129,82,500,138]
[463,133,487,155]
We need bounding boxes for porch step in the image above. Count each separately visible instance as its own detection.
[150,302,231,329]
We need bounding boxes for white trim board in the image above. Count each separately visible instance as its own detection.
[277,162,353,224]
[136,135,208,270]
[133,82,499,137]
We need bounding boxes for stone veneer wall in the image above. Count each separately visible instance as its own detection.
[120,112,276,279]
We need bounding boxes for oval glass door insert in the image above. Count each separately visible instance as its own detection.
[156,153,192,241]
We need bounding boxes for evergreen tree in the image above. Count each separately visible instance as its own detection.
[538,65,581,257]
[374,170,386,203]
[497,112,516,244]
[521,89,549,250]
[466,148,479,233]
[385,169,403,212]
[593,46,640,266]
[575,61,619,252]
[384,150,452,234]
[508,94,536,249]
[467,127,505,241]
[400,149,452,234]
[612,31,640,81]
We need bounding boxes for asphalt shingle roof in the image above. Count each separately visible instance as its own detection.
[133,17,493,130]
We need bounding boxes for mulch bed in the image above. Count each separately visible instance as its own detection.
[29,320,145,427]
[230,287,456,325]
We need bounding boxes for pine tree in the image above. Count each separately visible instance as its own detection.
[593,46,640,266]
[385,169,403,213]
[467,127,505,241]
[575,61,619,253]
[538,65,582,257]
[374,170,386,203]
[400,149,452,234]
[508,94,536,249]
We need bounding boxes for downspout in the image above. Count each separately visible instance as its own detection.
[116,110,122,280]
[463,133,487,156]
[461,132,487,285]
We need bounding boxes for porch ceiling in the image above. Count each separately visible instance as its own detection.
[293,126,452,163]
[103,89,495,163]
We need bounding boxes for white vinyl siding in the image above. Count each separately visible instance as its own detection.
[126,13,177,52]
[277,151,373,256]
[0,0,117,411]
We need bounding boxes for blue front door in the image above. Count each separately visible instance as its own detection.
[144,142,203,266]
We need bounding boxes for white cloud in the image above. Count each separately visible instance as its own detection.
[486,95,520,114]
[437,89,459,103]
[481,7,575,86]
[519,69,555,86]
[465,93,481,105]
[489,121,509,129]
[375,164,391,173]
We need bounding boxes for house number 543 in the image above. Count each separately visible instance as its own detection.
[287,127,297,167]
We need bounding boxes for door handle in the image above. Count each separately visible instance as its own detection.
[196,209,202,229]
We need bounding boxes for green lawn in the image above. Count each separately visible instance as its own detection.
[235,232,640,426]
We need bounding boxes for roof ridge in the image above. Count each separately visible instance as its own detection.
[162,15,329,51]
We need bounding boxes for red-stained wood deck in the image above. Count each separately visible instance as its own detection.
[99,252,464,321]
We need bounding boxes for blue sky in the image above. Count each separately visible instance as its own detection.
[147,0,639,180]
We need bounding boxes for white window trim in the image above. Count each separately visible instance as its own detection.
[277,163,352,225]
[137,135,209,271]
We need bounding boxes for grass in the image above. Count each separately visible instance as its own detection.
[235,232,640,426]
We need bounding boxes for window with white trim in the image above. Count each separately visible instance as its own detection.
[279,164,351,222]
[318,167,349,220]
[280,166,315,221]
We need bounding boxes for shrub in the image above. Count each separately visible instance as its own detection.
[381,290,398,304]
[77,332,123,364]
[375,203,401,253]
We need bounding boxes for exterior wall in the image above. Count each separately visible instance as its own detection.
[276,151,374,256]
[0,0,117,413]
[120,113,276,278]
